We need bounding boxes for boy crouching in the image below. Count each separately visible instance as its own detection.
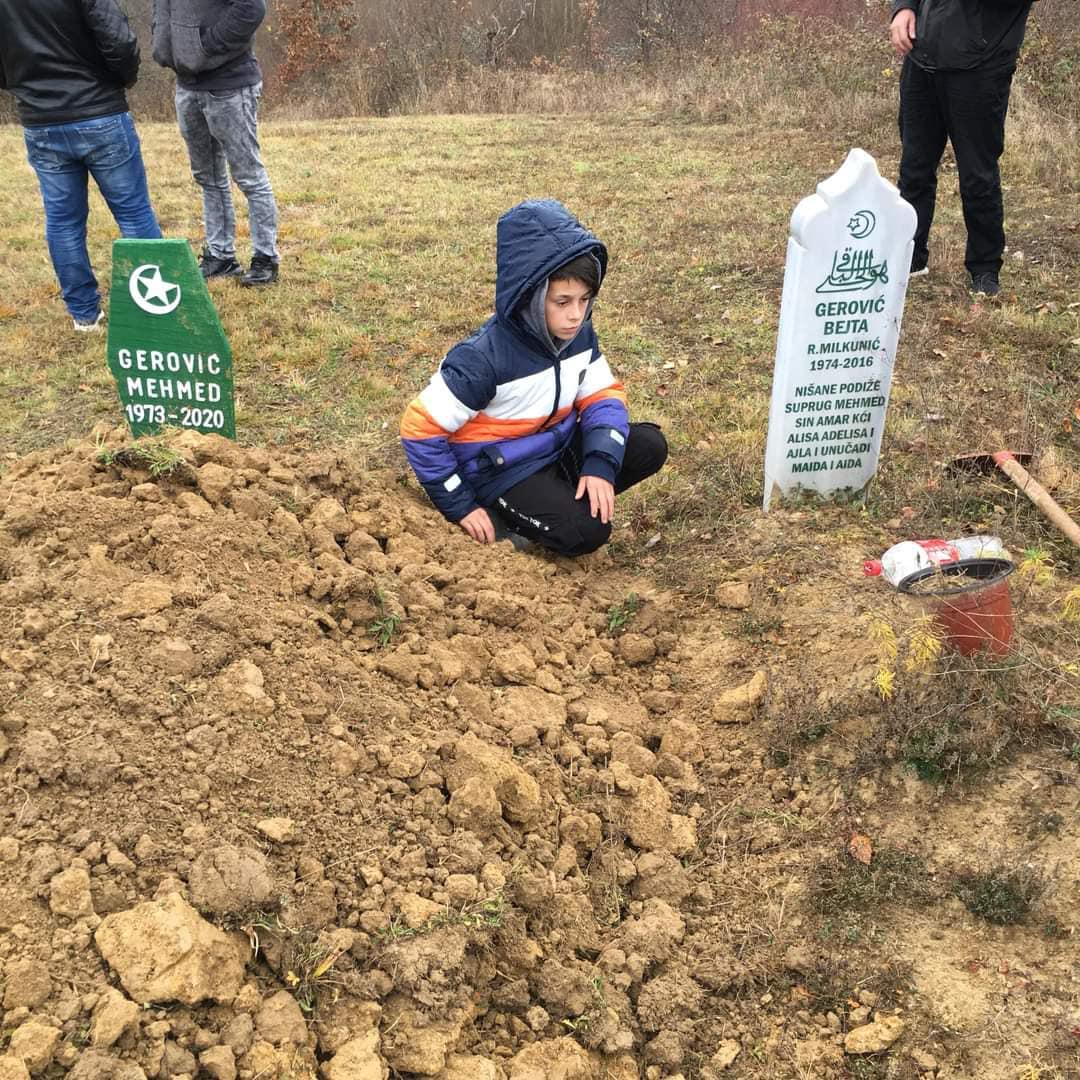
[401,199,667,556]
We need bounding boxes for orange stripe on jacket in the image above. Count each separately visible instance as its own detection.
[449,406,574,444]
[578,384,628,411]
[400,399,449,440]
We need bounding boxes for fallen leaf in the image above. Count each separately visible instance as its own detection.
[848,832,873,865]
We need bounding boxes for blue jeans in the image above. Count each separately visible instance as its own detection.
[175,83,279,262]
[24,112,161,322]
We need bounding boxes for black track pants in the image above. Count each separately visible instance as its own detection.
[897,56,1015,277]
[492,423,668,557]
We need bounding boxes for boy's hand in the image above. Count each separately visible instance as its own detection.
[890,9,916,55]
[576,475,615,524]
[459,507,495,544]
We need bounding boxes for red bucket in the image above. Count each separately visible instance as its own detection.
[899,558,1015,656]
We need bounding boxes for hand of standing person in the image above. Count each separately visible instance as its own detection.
[575,475,615,524]
[459,507,496,544]
[890,9,917,56]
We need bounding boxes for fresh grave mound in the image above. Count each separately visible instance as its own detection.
[0,426,838,1079]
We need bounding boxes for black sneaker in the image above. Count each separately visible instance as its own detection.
[970,272,1000,297]
[241,254,279,287]
[199,249,243,280]
[489,509,535,552]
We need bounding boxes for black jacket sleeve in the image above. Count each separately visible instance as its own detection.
[890,0,918,16]
[82,0,141,87]
[202,0,266,57]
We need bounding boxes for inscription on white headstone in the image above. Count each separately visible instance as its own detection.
[763,149,917,510]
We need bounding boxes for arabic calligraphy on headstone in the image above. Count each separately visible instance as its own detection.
[816,247,889,294]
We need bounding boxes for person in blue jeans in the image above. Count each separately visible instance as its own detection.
[153,0,280,287]
[0,0,162,331]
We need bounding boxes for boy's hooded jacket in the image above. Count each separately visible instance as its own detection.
[890,0,1034,71]
[401,200,630,524]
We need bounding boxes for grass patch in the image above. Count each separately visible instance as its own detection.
[737,613,784,642]
[240,911,345,1013]
[955,864,1045,925]
[1043,917,1070,940]
[858,635,1078,786]
[792,952,915,1023]
[605,592,641,636]
[374,893,507,943]
[97,438,188,479]
[812,846,938,917]
[367,610,403,648]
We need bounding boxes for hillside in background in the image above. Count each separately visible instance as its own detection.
[1,0,1076,120]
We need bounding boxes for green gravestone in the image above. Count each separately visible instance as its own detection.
[106,239,236,439]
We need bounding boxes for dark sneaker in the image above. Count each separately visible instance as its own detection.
[241,254,279,287]
[199,249,243,280]
[73,310,105,332]
[970,272,1000,297]
[489,509,535,552]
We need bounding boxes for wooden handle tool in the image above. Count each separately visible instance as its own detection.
[992,451,1080,548]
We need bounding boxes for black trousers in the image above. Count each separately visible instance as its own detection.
[897,56,1016,277]
[492,422,668,556]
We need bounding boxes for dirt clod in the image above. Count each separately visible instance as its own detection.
[843,1014,905,1054]
[95,894,246,1004]
[189,846,276,915]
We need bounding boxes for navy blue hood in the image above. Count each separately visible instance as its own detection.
[494,199,608,327]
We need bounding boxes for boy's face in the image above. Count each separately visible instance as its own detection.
[545,277,592,342]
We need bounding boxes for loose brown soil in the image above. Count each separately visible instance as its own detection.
[1,428,1077,1080]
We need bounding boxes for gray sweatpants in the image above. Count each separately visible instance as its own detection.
[175,82,279,261]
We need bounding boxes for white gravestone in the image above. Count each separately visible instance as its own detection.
[763,149,917,511]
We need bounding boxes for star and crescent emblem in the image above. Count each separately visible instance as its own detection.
[847,209,876,240]
[129,264,182,315]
